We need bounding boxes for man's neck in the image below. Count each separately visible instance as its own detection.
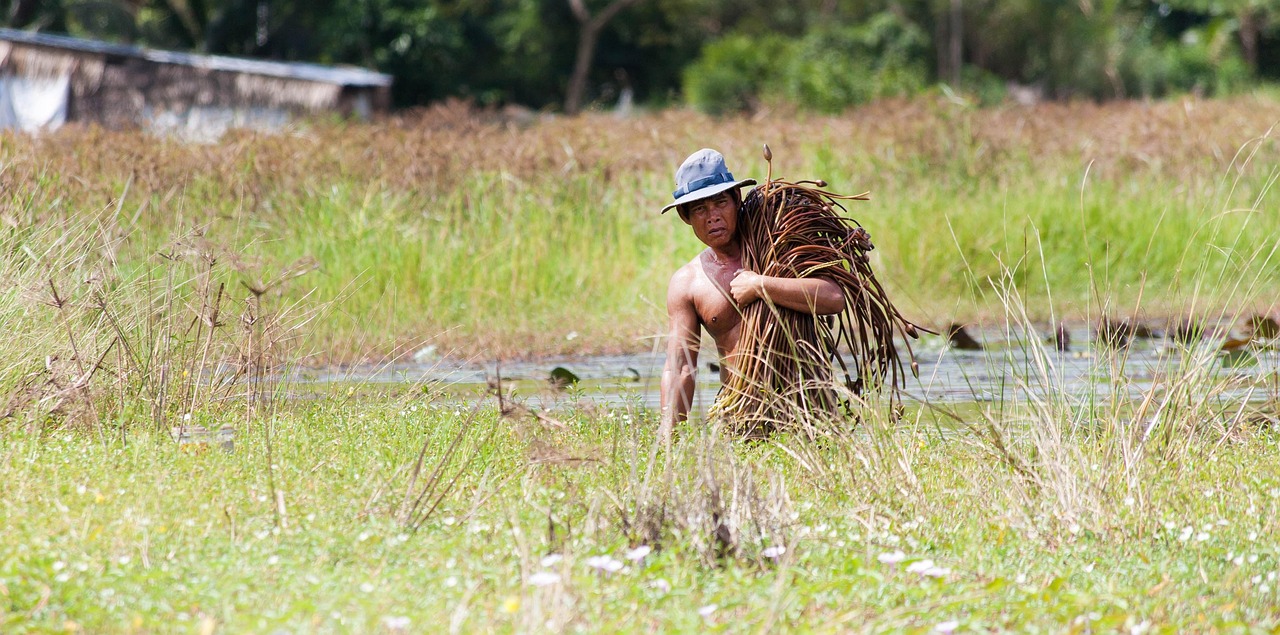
[707,241,742,266]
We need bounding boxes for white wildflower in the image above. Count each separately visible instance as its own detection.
[935,620,959,633]
[528,572,561,587]
[877,550,907,564]
[382,616,411,631]
[585,556,623,573]
[762,546,786,559]
[625,546,652,562]
[540,554,563,567]
[922,566,951,578]
[906,559,935,573]
[650,578,672,593]
[698,604,718,618]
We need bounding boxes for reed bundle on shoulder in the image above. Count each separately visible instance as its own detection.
[710,147,926,437]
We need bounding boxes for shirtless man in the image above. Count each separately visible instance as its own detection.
[658,148,846,438]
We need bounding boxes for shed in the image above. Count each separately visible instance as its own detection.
[0,28,392,138]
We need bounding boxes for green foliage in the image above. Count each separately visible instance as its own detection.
[4,0,1278,110]
[681,33,787,115]
[777,13,930,113]
[685,12,930,114]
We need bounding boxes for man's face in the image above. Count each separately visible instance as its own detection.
[682,191,738,249]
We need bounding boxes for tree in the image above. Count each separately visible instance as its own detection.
[1168,0,1280,71]
[564,0,644,114]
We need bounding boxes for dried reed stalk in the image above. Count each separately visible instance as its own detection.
[711,147,927,436]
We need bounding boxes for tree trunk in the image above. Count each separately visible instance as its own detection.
[1239,9,1262,72]
[566,23,601,115]
[949,0,962,87]
[565,0,643,115]
[6,0,41,27]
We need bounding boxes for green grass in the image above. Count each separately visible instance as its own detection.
[3,97,1280,632]
[4,97,1279,360]
[2,393,1279,633]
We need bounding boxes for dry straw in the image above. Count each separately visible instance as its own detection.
[711,146,928,436]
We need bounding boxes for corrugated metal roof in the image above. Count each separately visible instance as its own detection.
[0,27,392,88]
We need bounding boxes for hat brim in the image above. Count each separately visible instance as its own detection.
[661,178,757,214]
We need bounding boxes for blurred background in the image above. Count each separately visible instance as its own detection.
[2,0,1277,115]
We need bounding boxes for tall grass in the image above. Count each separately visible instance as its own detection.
[4,96,1279,359]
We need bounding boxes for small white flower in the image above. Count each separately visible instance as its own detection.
[1249,532,1259,541]
[1216,519,1229,526]
[1163,521,1175,531]
[1084,563,1095,573]
[117,556,130,565]
[698,604,718,618]
[906,559,935,573]
[267,555,279,565]
[935,620,959,633]
[650,578,672,593]
[1252,575,1262,584]
[359,582,374,593]
[52,561,66,571]
[922,566,951,578]
[1015,573,1027,584]
[585,556,623,573]
[1261,583,1272,594]
[540,554,563,567]
[183,413,192,422]
[1068,524,1081,535]
[444,576,458,587]
[1178,526,1193,541]
[1233,556,1245,566]
[762,546,786,559]
[528,572,561,587]
[625,546,652,561]
[382,616,411,631]
[1196,532,1210,542]
[877,550,906,564]
[1123,497,1135,507]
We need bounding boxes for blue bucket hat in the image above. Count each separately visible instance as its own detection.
[661,148,756,214]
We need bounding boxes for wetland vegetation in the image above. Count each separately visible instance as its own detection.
[2,95,1280,631]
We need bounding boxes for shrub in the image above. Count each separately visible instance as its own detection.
[683,12,930,114]
[681,34,788,115]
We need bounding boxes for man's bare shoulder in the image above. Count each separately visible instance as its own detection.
[667,251,709,306]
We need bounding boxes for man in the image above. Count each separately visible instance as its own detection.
[659,148,846,438]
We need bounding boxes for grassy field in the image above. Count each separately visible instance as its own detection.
[2,377,1279,632]
[2,96,1280,632]
[3,96,1279,361]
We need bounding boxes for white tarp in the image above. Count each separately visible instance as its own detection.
[0,73,69,132]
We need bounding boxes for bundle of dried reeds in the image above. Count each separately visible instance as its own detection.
[711,147,926,436]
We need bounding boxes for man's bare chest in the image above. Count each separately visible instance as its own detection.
[692,263,742,342]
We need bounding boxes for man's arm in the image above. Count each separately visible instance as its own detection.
[729,270,845,315]
[659,269,700,441]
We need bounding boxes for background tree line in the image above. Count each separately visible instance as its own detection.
[4,0,1278,113]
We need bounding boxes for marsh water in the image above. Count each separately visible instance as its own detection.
[287,325,1280,412]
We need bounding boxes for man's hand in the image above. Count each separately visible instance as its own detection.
[730,269,764,307]
[731,270,846,315]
